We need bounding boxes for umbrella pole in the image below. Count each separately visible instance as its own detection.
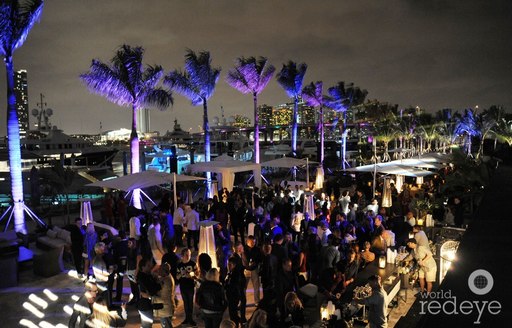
[173,172,177,211]
[306,158,309,189]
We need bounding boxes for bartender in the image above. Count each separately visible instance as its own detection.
[405,238,437,294]
[354,274,388,328]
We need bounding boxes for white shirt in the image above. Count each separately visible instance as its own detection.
[173,207,185,225]
[414,230,429,248]
[185,209,200,231]
[129,216,141,240]
[406,216,416,227]
[340,195,351,215]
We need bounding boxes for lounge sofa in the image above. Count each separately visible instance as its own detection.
[36,226,71,250]
[34,226,71,276]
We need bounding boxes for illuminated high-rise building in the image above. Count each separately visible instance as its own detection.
[14,70,30,138]
[273,102,293,126]
[258,104,273,127]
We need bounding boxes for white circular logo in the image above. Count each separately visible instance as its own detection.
[468,269,493,295]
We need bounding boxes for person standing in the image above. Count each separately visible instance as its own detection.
[83,223,98,280]
[225,257,243,326]
[125,238,141,306]
[136,257,161,328]
[173,202,185,247]
[405,238,437,294]
[70,217,85,278]
[153,263,176,328]
[177,248,198,326]
[243,235,262,306]
[185,204,200,251]
[355,275,388,328]
[147,217,165,266]
[196,268,227,328]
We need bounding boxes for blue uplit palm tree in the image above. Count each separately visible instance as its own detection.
[454,108,480,156]
[226,56,275,164]
[81,45,173,209]
[325,82,367,169]
[164,50,220,196]
[276,61,307,156]
[302,81,325,164]
[0,0,43,233]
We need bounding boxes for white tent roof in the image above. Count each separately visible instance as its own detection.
[261,156,317,168]
[87,170,205,191]
[345,163,434,177]
[188,155,261,190]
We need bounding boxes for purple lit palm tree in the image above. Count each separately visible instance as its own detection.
[0,0,43,233]
[164,50,220,196]
[226,56,275,164]
[276,61,307,157]
[454,108,480,156]
[325,82,367,169]
[302,81,326,164]
[81,45,173,209]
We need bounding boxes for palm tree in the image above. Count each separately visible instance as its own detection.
[476,106,503,159]
[417,123,441,153]
[165,50,220,196]
[276,61,307,156]
[302,81,325,164]
[325,82,367,169]
[0,0,43,233]
[373,120,398,162]
[454,109,480,156]
[81,45,173,209]
[494,118,512,146]
[226,56,275,164]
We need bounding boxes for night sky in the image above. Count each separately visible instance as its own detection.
[1,0,511,135]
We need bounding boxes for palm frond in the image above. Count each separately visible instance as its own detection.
[165,69,202,105]
[226,56,275,95]
[302,81,323,108]
[0,0,43,55]
[81,44,172,111]
[80,59,133,107]
[276,61,307,98]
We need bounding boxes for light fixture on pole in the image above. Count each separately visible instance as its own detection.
[198,220,219,269]
[315,166,324,190]
[395,175,404,193]
[381,177,392,208]
[439,240,459,283]
[416,176,424,186]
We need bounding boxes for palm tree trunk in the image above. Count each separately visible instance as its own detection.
[5,56,26,233]
[291,97,298,156]
[319,105,324,165]
[203,100,211,196]
[253,93,260,164]
[130,105,141,209]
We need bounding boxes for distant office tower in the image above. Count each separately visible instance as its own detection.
[258,104,273,127]
[137,108,150,133]
[14,69,30,138]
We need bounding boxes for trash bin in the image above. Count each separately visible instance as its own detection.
[0,241,19,288]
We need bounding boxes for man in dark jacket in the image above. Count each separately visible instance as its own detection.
[70,218,85,278]
[136,257,162,328]
[225,256,243,326]
[196,268,227,328]
[260,242,278,298]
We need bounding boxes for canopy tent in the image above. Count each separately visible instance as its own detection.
[87,170,206,208]
[345,163,434,177]
[261,156,317,168]
[261,156,318,186]
[187,155,261,193]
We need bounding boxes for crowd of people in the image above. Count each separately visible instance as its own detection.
[67,177,456,327]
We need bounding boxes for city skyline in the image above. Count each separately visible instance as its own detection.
[1,0,511,135]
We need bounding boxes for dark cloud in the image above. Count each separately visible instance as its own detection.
[1,0,511,135]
